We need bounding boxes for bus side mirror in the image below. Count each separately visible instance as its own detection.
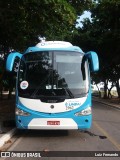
[6,52,22,72]
[85,51,99,72]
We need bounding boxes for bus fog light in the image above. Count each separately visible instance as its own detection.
[75,107,92,116]
[16,108,30,116]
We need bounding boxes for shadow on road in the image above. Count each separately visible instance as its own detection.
[16,129,69,137]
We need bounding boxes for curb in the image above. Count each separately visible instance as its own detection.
[93,99,120,110]
[0,128,16,148]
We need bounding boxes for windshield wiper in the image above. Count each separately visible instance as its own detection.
[30,72,51,98]
[63,87,74,98]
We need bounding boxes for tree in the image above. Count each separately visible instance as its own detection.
[0,58,4,99]
[72,0,120,98]
[0,0,92,51]
[0,0,92,99]
[91,0,120,98]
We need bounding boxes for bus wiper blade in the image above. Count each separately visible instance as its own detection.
[64,88,74,98]
[30,72,51,98]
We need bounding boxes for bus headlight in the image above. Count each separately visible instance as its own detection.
[75,107,92,116]
[16,108,30,116]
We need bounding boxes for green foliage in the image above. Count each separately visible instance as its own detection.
[91,0,120,98]
[0,0,91,99]
[0,0,77,51]
[73,0,120,98]
[66,0,92,15]
[0,0,93,51]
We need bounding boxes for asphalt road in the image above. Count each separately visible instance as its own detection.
[1,101,120,160]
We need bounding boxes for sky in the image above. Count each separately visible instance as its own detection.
[76,11,91,28]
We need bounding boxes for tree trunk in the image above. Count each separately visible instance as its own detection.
[95,84,101,97]
[108,82,114,99]
[8,75,13,99]
[116,80,120,98]
[104,80,108,99]
[108,89,112,99]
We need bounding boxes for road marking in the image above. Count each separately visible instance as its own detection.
[93,121,120,151]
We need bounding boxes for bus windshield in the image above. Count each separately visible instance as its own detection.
[18,51,89,100]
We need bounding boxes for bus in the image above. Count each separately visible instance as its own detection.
[6,40,99,130]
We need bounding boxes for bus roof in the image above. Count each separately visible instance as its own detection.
[24,41,84,54]
[36,41,73,48]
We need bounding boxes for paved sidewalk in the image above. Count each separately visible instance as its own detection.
[0,98,16,148]
[92,96,120,110]
[0,98,15,135]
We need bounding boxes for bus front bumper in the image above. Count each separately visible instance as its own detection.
[16,115,92,130]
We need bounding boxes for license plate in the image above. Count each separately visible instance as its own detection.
[47,121,60,125]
